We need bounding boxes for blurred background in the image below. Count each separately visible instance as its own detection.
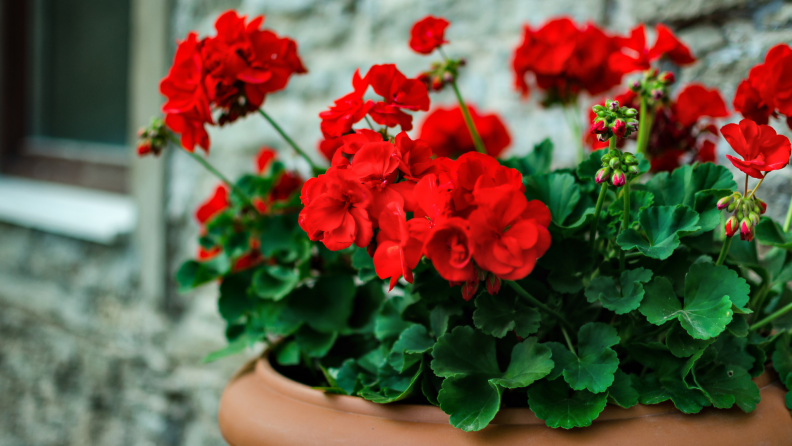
[1,0,792,445]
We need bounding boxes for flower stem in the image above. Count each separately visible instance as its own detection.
[784,196,792,232]
[620,177,630,272]
[635,97,654,156]
[746,175,765,200]
[560,326,577,357]
[364,115,377,131]
[563,102,584,163]
[589,183,609,251]
[183,150,252,204]
[715,236,733,266]
[258,109,320,174]
[749,301,792,331]
[750,283,770,315]
[506,280,572,329]
[438,47,486,155]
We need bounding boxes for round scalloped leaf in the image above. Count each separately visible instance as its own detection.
[585,268,653,314]
[431,326,499,378]
[527,378,608,429]
[438,374,502,432]
[607,370,640,409]
[561,322,620,393]
[617,205,701,260]
[523,173,581,227]
[693,365,760,412]
[492,337,554,389]
[473,293,541,338]
[253,264,300,301]
[388,325,435,373]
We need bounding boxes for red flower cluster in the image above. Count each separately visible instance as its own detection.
[160,11,306,153]
[298,131,551,296]
[723,119,791,179]
[733,44,792,129]
[512,18,626,102]
[409,16,449,54]
[587,85,728,172]
[418,105,512,158]
[319,64,431,139]
[609,24,695,74]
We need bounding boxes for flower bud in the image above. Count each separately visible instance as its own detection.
[628,164,640,175]
[716,195,733,211]
[756,198,767,215]
[458,58,467,66]
[739,218,753,241]
[609,100,620,111]
[624,108,638,118]
[592,105,605,113]
[749,212,760,226]
[485,274,501,295]
[443,71,454,83]
[590,120,608,135]
[627,121,639,133]
[609,157,621,169]
[611,169,626,187]
[597,133,611,142]
[727,201,737,213]
[737,210,744,220]
[651,89,664,100]
[602,153,612,162]
[630,79,642,92]
[417,72,431,86]
[612,119,627,138]
[725,215,739,237]
[623,154,637,165]
[461,279,479,301]
[658,71,676,85]
[595,167,611,184]
[431,77,444,91]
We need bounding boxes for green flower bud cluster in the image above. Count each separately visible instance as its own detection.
[718,192,767,240]
[629,68,676,104]
[418,58,465,91]
[591,100,639,142]
[136,117,174,157]
[595,151,640,188]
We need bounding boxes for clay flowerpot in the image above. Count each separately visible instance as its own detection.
[219,356,792,446]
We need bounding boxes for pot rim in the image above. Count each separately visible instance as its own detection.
[248,353,781,426]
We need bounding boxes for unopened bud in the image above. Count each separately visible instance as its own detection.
[630,79,642,92]
[608,100,620,111]
[486,274,501,295]
[628,164,640,175]
[623,154,637,165]
[611,169,626,187]
[727,201,738,213]
[595,167,611,184]
[612,119,627,138]
[749,212,760,226]
[717,195,733,211]
[658,71,676,85]
[461,279,479,301]
[590,120,608,135]
[756,198,767,215]
[651,89,664,100]
[725,215,739,238]
[740,218,753,241]
[443,71,454,83]
[609,157,621,169]
[597,133,611,142]
[431,77,444,91]
[593,105,605,113]
[624,108,638,118]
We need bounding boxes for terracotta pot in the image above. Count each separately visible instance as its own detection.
[218,356,792,445]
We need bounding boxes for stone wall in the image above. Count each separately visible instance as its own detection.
[2,0,792,445]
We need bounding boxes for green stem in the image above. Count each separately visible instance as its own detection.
[364,115,376,131]
[716,237,733,266]
[635,97,654,156]
[560,326,577,357]
[184,150,252,204]
[258,109,320,173]
[506,281,572,330]
[749,301,792,331]
[438,47,486,155]
[590,183,609,251]
[784,195,792,232]
[563,102,584,163]
[751,284,771,317]
[619,157,631,272]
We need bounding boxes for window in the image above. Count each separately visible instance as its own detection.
[1,0,131,193]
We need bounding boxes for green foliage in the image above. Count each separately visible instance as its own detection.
[502,138,553,176]
[556,323,620,393]
[473,292,541,338]
[585,268,653,314]
[617,205,701,260]
[527,378,608,429]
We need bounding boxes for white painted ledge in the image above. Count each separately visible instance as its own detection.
[0,176,136,244]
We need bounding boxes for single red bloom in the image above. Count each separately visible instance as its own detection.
[298,168,373,250]
[255,147,277,174]
[137,142,152,156]
[723,119,792,179]
[418,105,511,157]
[610,24,695,74]
[319,69,372,138]
[469,186,551,281]
[673,84,729,127]
[164,111,211,153]
[733,79,772,125]
[318,137,345,161]
[195,185,229,224]
[423,217,477,283]
[648,24,696,65]
[365,64,431,131]
[373,202,423,290]
[394,132,433,180]
[409,16,450,55]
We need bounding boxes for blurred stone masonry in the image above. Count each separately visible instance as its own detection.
[2,0,792,445]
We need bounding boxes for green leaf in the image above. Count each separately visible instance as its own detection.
[501,138,553,176]
[772,334,792,383]
[548,271,584,294]
[202,333,250,364]
[359,361,425,404]
[473,293,541,338]
[523,173,580,227]
[585,268,653,314]
[295,325,338,358]
[607,370,639,409]
[635,372,710,414]
[389,325,435,373]
[561,322,620,393]
[666,321,715,358]
[491,337,554,388]
[430,304,463,338]
[438,374,502,432]
[617,205,701,260]
[726,315,749,337]
[576,149,607,182]
[282,275,356,333]
[176,259,225,292]
[275,340,300,366]
[545,342,577,380]
[607,190,654,226]
[755,217,792,249]
[218,273,255,323]
[640,263,745,340]
[693,365,760,412]
[252,264,299,301]
[375,294,419,340]
[422,369,443,406]
[431,326,500,377]
[351,247,378,282]
[527,378,608,429]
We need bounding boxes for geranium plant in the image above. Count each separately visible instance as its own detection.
[138,11,792,432]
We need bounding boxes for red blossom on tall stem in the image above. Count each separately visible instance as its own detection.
[734,43,792,130]
[722,119,792,179]
[409,16,450,55]
[609,24,695,74]
[418,105,511,157]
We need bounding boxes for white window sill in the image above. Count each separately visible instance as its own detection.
[0,176,136,244]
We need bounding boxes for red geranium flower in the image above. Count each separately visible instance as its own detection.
[319,69,372,138]
[424,217,477,283]
[674,84,729,127]
[255,147,277,173]
[734,44,792,130]
[723,118,792,179]
[298,168,373,250]
[610,24,695,74]
[469,186,551,281]
[419,105,511,157]
[195,185,229,224]
[409,16,450,55]
[366,64,431,131]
